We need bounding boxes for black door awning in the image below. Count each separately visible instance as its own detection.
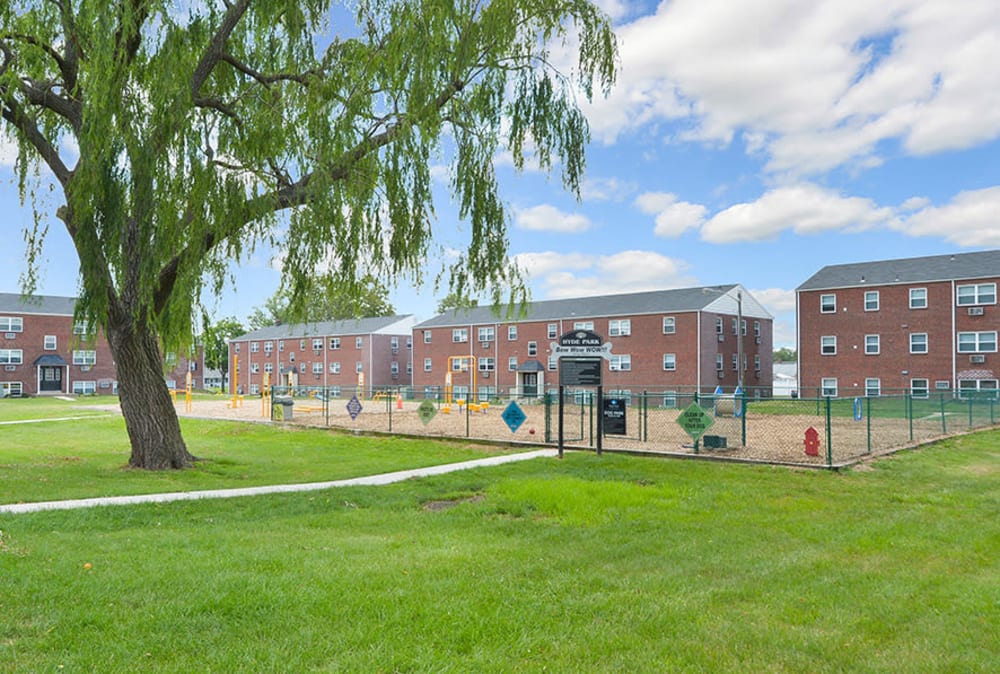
[33,354,69,366]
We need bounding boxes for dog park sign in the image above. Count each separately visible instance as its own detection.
[553,330,614,457]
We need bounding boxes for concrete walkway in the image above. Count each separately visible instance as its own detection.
[0,449,559,515]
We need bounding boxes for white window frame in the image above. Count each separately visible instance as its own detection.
[864,291,880,312]
[573,321,594,331]
[355,361,363,373]
[355,336,363,349]
[909,288,927,309]
[423,331,431,344]
[662,316,676,334]
[528,341,537,356]
[390,362,400,374]
[662,353,676,371]
[477,357,495,372]
[508,356,518,371]
[329,337,340,350]
[958,379,999,399]
[71,320,87,335]
[865,378,881,397]
[43,335,57,350]
[0,349,23,365]
[547,356,557,371]
[452,328,468,343]
[910,333,928,354]
[547,323,558,339]
[0,316,23,332]
[910,378,929,399]
[1,382,23,397]
[264,362,274,374]
[865,334,880,355]
[820,335,837,355]
[330,362,341,374]
[715,317,724,334]
[821,377,838,397]
[610,354,631,371]
[264,341,274,353]
[72,350,97,366]
[715,354,724,371]
[958,331,998,353]
[72,380,97,395]
[312,362,323,374]
[820,294,836,313]
[957,283,997,306]
[507,325,518,341]
[251,362,260,374]
[250,342,259,353]
[312,339,323,351]
[609,319,631,337]
[477,326,495,342]
[423,358,432,372]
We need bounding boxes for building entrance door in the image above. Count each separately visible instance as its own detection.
[522,373,538,398]
[40,366,63,392]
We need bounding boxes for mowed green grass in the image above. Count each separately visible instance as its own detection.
[1,421,997,672]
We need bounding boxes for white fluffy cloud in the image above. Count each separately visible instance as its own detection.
[587,0,1000,176]
[514,204,592,233]
[635,191,708,238]
[700,185,896,243]
[895,186,1000,246]
[513,250,696,299]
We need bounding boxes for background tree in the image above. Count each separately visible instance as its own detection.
[201,315,246,387]
[248,275,395,329]
[773,347,797,362]
[435,289,480,315]
[0,0,617,469]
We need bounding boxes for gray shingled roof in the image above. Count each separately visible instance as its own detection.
[797,250,1000,291]
[0,293,77,316]
[415,285,752,328]
[234,315,414,342]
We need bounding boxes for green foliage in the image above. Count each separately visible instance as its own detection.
[774,346,797,362]
[247,274,395,328]
[200,315,245,373]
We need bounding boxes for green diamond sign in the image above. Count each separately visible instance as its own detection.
[677,403,714,441]
[416,399,438,426]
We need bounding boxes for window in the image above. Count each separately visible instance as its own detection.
[958,331,998,353]
[329,362,341,374]
[610,354,631,371]
[716,354,724,371]
[406,337,412,349]
[821,378,838,397]
[609,319,631,337]
[0,349,23,365]
[508,325,518,341]
[329,337,340,350]
[865,378,881,397]
[299,340,306,350]
[234,343,241,353]
[731,353,738,371]
[958,379,999,399]
[249,384,260,395]
[312,339,323,351]
[820,294,836,313]
[547,356,557,371]
[478,326,495,342]
[662,391,677,408]
[391,336,399,350]
[909,288,927,309]
[72,380,96,395]
[935,380,950,391]
[820,335,837,355]
[547,323,558,339]
[355,336,363,349]
[715,317,724,335]
[957,283,997,306]
[910,333,928,354]
[662,353,676,371]
[508,357,518,371]
[1,382,23,397]
[754,354,761,372]
[863,334,879,355]
[477,357,495,372]
[251,363,260,374]
[71,320,87,335]
[72,350,97,366]
[264,363,274,374]
[528,341,537,356]
[452,359,467,371]
[452,329,468,343]
[573,321,594,330]
[753,320,761,338]
[406,362,413,374]
[424,358,432,372]
[251,342,259,353]
[44,335,57,350]
[289,352,295,362]
[663,316,676,334]
[864,291,880,311]
[423,331,431,344]
[732,318,738,335]
[910,379,929,398]
[278,341,284,352]
[355,361,363,373]
[312,363,323,374]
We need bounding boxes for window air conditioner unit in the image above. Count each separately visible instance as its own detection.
[970,354,986,364]
[968,307,984,316]
[480,341,491,349]
[755,336,761,344]
[392,373,399,380]
[4,333,15,339]
[81,366,91,372]
[482,370,490,378]
[4,365,15,372]
[717,370,724,378]
[717,334,724,342]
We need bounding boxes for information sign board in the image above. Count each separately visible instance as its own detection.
[559,357,603,387]
[346,395,363,420]
[501,401,527,433]
[602,398,627,435]
[677,403,714,441]
[417,399,437,425]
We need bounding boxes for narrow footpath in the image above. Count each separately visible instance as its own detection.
[0,449,559,515]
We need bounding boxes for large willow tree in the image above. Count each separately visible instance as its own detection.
[0,0,616,469]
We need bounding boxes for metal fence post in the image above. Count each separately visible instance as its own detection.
[940,393,947,435]
[908,393,914,442]
[866,396,872,455]
[544,392,552,443]
[825,396,833,467]
[740,389,747,447]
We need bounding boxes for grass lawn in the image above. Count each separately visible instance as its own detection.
[1,419,997,672]
[0,396,114,422]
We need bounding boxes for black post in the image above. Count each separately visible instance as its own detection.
[558,385,565,459]
[596,385,603,456]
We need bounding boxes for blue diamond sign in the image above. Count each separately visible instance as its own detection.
[501,401,527,433]
[346,395,363,420]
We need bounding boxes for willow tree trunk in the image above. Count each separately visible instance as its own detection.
[106,312,196,469]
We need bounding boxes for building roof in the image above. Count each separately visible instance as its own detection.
[233,315,416,342]
[797,250,1000,291]
[0,292,77,316]
[415,285,772,329]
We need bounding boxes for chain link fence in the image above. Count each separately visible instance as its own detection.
[269,385,998,468]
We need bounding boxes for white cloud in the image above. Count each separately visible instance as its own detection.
[514,249,696,299]
[896,186,1000,246]
[514,204,592,233]
[635,191,708,238]
[700,184,896,243]
[751,287,797,315]
[585,0,1000,175]
[581,176,636,202]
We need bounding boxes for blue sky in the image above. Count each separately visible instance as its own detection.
[3,0,1000,348]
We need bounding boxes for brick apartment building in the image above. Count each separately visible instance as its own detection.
[0,292,203,397]
[228,315,416,395]
[411,285,774,401]
[796,250,1000,398]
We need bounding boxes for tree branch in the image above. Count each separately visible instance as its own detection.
[190,0,251,101]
